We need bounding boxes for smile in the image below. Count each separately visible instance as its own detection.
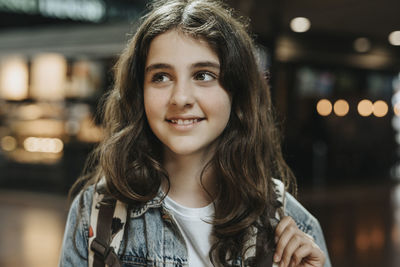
[165,117,206,129]
[169,118,202,125]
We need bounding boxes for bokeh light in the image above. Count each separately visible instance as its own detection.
[389,31,400,46]
[373,100,388,117]
[334,99,350,116]
[0,56,28,100]
[23,137,63,153]
[31,53,67,101]
[290,17,311,33]
[358,99,373,117]
[18,104,43,120]
[354,37,371,53]
[316,99,332,116]
[394,103,400,117]
[1,136,17,151]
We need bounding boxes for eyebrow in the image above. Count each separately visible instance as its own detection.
[145,61,220,73]
[192,61,220,70]
[145,63,172,73]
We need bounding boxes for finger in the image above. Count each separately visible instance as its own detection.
[291,243,312,266]
[274,220,299,264]
[280,234,303,267]
[275,216,295,239]
[291,243,325,266]
[274,217,297,262]
[304,232,314,242]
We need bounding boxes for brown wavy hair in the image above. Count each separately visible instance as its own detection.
[72,0,296,265]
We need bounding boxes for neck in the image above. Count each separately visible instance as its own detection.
[163,149,216,208]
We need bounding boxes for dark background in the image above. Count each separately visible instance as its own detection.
[0,0,399,266]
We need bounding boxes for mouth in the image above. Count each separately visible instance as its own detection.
[166,118,205,125]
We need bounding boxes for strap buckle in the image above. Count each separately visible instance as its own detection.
[91,238,112,260]
[91,238,121,267]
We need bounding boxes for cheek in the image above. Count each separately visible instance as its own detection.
[143,91,152,120]
[143,89,161,126]
[203,91,232,124]
[216,92,232,116]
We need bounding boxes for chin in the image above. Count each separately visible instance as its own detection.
[164,141,217,158]
[164,141,208,156]
[168,146,201,156]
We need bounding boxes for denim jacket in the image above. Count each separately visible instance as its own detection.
[59,182,332,267]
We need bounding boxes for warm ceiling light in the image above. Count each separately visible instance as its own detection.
[0,56,28,101]
[358,99,373,117]
[373,100,388,117]
[334,99,349,116]
[18,104,43,120]
[23,137,64,153]
[1,136,17,152]
[389,31,400,46]
[290,17,311,33]
[353,37,371,53]
[316,99,332,116]
[31,53,67,101]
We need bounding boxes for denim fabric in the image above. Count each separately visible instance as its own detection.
[59,186,92,266]
[285,193,332,267]
[59,185,332,267]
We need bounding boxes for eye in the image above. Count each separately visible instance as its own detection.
[151,73,171,83]
[194,71,217,82]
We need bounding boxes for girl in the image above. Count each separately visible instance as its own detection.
[59,0,331,266]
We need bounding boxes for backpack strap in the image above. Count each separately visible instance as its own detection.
[88,185,128,267]
[91,199,121,267]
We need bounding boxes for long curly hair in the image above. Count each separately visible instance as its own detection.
[72,0,297,265]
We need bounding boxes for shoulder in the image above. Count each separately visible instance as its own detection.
[284,191,320,236]
[71,185,95,225]
[59,185,95,265]
[271,179,319,236]
[68,185,96,240]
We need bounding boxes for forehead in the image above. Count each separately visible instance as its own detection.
[145,30,219,66]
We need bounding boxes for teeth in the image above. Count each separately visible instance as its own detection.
[170,119,199,125]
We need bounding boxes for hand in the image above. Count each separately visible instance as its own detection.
[274,216,325,267]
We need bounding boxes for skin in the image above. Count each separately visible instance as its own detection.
[143,29,325,266]
[274,216,326,267]
[143,30,231,207]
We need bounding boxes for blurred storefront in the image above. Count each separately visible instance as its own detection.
[0,1,144,192]
[0,53,106,192]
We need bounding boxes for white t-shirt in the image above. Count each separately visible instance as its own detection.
[163,196,214,267]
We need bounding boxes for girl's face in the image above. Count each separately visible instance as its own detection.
[143,30,231,158]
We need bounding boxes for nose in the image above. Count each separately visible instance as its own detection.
[169,79,195,108]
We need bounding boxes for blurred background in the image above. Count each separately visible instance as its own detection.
[0,0,399,266]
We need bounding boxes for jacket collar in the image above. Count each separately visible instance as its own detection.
[130,188,165,218]
[97,177,165,218]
